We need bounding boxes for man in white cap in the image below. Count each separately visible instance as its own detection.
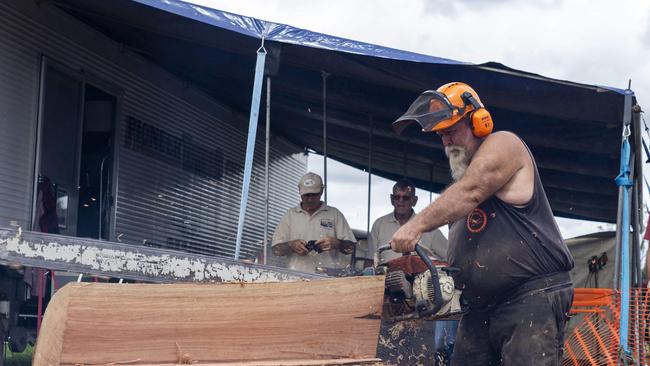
[272,172,357,274]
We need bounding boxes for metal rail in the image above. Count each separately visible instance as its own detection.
[0,228,324,284]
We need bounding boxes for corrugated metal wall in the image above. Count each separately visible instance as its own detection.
[0,1,306,260]
[0,5,40,229]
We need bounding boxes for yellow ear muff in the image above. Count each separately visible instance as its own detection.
[470,108,493,138]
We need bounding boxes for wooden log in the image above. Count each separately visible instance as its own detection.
[33,276,385,366]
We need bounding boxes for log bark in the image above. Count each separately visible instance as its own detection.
[33,276,385,366]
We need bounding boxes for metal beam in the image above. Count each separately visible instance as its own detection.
[264,76,271,265]
[234,44,267,260]
[0,228,323,283]
[322,71,329,204]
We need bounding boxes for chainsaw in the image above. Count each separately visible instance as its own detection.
[376,244,466,322]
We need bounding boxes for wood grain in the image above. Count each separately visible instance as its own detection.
[33,276,385,365]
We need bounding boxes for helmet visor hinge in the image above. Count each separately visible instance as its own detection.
[461,91,482,110]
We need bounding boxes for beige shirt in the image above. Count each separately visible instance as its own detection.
[368,211,448,263]
[272,203,357,273]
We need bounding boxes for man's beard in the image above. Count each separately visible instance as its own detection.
[445,145,471,182]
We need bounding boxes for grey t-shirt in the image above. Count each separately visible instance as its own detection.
[368,211,448,263]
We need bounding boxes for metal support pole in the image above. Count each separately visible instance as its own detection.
[632,172,641,286]
[631,102,644,366]
[631,176,642,365]
[626,152,638,286]
[632,104,644,283]
[263,76,271,265]
[615,185,624,290]
[619,143,632,362]
[633,104,644,232]
[234,43,267,260]
[429,166,434,203]
[367,117,373,235]
[402,139,408,178]
[616,88,634,361]
[99,155,109,240]
[321,71,329,204]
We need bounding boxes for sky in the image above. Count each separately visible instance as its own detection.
[187,0,648,238]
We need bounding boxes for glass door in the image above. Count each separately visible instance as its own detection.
[34,62,84,236]
[33,59,117,239]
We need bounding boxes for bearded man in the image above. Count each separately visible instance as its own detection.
[390,82,574,366]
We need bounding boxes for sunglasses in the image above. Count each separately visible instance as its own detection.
[391,194,413,202]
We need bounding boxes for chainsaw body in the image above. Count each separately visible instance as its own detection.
[377,245,465,322]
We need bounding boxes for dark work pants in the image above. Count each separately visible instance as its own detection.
[450,279,574,366]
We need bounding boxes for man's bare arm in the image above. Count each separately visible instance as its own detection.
[391,132,528,252]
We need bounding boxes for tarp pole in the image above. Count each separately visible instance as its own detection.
[626,153,638,286]
[615,186,624,290]
[626,153,642,366]
[99,155,109,240]
[351,116,373,269]
[367,116,373,235]
[402,139,408,178]
[631,100,643,366]
[429,166,434,203]
[632,103,644,285]
[632,170,640,287]
[616,89,634,362]
[321,71,329,204]
[234,43,267,260]
[631,176,642,364]
[263,76,271,265]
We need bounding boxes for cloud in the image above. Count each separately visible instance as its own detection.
[642,11,650,49]
[421,0,562,17]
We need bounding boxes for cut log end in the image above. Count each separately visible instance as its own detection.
[34,276,386,366]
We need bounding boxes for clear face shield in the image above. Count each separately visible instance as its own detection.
[392,91,461,135]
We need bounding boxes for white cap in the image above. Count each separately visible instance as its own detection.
[298,172,323,195]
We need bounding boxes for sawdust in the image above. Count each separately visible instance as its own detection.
[377,319,436,366]
[377,320,423,350]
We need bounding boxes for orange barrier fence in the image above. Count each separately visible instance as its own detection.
[563,287,650,365]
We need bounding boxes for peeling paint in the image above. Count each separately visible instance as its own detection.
[1,229,320,283]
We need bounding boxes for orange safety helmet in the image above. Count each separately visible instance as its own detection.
[393,82,493,138]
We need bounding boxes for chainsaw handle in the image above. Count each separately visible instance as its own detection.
[414,244,443,316]
[375,244,434,267]
[374,245,393,268]
[414,244,435,271]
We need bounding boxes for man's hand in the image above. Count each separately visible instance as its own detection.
[390,220,422,253]
[289,239,309,256]
[315,236,340,252]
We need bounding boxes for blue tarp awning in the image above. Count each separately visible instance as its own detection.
[135,0,468,65]
[54,0,638,222]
